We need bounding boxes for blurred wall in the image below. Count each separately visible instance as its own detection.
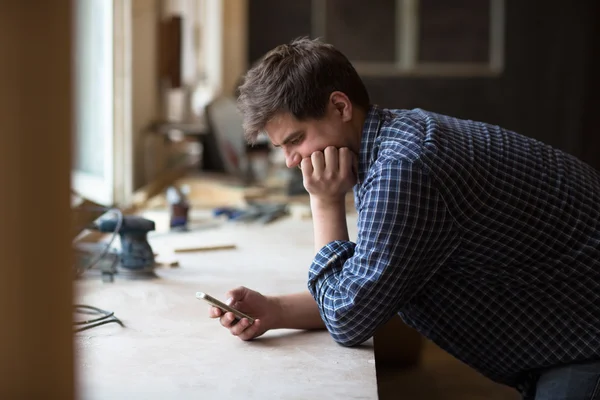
[131,0,248,189]
[132,0,160,189]
[248,0,600,170]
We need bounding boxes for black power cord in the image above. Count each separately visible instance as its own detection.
[72,207,123,278]
[73,304,125,332]
[72,208,125,332]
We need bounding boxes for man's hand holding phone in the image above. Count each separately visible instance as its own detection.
[205,286,280,341]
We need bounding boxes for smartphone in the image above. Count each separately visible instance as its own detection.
[196,291,255,324]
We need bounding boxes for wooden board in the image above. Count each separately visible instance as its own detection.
[74,216,378,399]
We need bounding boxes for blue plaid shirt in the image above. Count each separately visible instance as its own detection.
[307,105,600,396]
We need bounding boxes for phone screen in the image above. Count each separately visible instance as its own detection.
[196,291,255,324]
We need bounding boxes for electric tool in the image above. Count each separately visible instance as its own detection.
[93,214,157,280]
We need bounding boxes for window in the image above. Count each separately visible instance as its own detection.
[72,0,132,206]
[312,0,505,76]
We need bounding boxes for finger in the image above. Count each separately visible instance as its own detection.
[209,306,223,318]
[230,318,251,336]
[339,147,353,177]
[238,319,262,341]
[311,151,325,175]
[300,157,313,176]
[224,286,248,306]
[324,146,339,173]
[219,312,238,328]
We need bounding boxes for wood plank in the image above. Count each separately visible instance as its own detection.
[0,1,74,398]
[173,243,236,253]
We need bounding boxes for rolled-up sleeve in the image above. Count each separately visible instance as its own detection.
[307,156,460,346]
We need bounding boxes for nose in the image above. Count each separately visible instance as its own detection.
[285,151,301,169]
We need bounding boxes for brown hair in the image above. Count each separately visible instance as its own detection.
[237,37,370,143]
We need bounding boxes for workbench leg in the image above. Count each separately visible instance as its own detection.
[0,1,74,398]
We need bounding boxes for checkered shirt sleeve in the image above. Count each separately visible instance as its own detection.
[307,154,460,346]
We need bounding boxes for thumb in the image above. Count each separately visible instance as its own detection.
[225,286,248,306]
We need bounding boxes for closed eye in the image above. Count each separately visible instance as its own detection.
[276,130,304,148]
[289,135,303,146]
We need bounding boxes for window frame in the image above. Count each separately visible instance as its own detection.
[311,0,505,77]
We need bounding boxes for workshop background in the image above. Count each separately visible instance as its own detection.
[1,0,599,399]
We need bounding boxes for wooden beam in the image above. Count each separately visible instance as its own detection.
[0,1,74,398]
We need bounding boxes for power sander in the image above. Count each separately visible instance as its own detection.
[93,214,157,281]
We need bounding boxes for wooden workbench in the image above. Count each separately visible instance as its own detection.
[74,212,378,399]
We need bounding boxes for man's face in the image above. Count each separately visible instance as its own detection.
[264,96,354,169]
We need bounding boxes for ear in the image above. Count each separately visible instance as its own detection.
[329,91,353,122]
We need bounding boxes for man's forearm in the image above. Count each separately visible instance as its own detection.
[271,291,325,330]
[268,196,348,332]
[310,196,349,253]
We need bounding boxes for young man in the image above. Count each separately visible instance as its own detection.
[208,37,600,399]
